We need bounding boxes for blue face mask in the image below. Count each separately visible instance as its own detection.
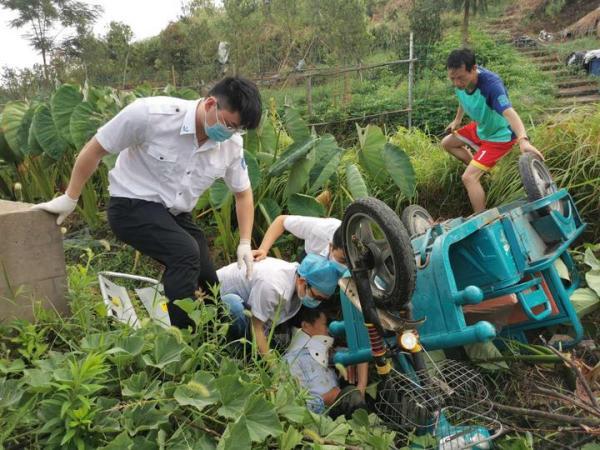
[302,295,321,309]
[204,106,235,142]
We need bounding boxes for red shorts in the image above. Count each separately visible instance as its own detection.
[454,122,516,171]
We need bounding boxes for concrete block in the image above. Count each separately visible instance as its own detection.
[0,200,68,323]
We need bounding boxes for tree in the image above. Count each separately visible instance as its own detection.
[0,0,102,82]
[450,0,488,46]
[409,0,444,65]
[104,22,134,87]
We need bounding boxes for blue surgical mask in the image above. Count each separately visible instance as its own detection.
[302,295,321,309]
[204,106,234,142]
[204,120,234,142]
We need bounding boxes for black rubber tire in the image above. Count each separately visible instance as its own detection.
[401,205,434,237]
[518,153,562,214]
[342,197,416,311]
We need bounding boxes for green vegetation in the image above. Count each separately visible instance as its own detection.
[0,248,396,449]
[1,1,599,447]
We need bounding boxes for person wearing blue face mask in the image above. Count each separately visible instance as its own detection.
[33,77,262,330]
[217,253,345,357]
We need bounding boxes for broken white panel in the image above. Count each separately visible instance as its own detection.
[136,284,171,328]
[98,274,140,328]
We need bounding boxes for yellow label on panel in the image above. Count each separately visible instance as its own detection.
[111,296,121,307]
[161,302,168,312]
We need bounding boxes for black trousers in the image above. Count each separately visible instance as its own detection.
[107,197,218,329]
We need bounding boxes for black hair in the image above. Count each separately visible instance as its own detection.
[446,48,477,71]
[208,76,262,130]
[332,226,343,250]
[296,305,326,326]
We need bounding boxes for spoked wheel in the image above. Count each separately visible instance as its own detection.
[342,197,416,311]
[518,153,563,214]
[401,205,434,237]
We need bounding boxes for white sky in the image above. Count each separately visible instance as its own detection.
[0,0,185,70]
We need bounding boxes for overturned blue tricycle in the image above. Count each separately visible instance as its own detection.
[329,154,585,448]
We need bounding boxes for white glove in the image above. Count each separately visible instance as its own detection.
[31,193,78,225]
[237,238,253,279]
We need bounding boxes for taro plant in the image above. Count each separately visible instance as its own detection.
[0,82,204,229]
[222,103,417,259]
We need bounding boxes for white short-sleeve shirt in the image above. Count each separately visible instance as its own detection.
[283,216,342,258]
[216,257,301,325]
[95,96,250,215]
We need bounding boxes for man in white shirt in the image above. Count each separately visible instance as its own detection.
[33,77,262,329]
[217,253,344,356]
[252,215,346,265]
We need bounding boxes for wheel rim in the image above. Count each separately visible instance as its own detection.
[344,212,396,300]
[531,159,562,213]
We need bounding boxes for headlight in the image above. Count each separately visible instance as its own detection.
[399,330,420,352]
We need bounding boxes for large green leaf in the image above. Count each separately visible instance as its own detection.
[99,431,133,450]
[216,375,260,419]
[17,106,37,156]
[70,101,105,149]
[23,368,53,393]
[284,107,310,143]
[51,84,82,145]
[258,113,278,154]
[268,136,317,177]
[244,395,283,442]
[141,334,183,369]
[27,122,44,156]
[122,402,170,435]
[308,134,342,193]
[275,386,306,424]
[243,129,259,154]
[284,153,313,198]
[345,163,369,199]
[0,126,20,163]
[174,371,219,411]
[258,198,282,224]
[173,87,198,100]
[121,372,161,399]
[383,142,416,197]
[32,103,70,160]
[279,426,304,450]
[570,288,599,318]
[244,150,261,190]
[287,193,325,217]
[357,124,387,183]
[1,101,28,160]
[0,378,24,408]
[217,417,251,450]
[209,179,231,209]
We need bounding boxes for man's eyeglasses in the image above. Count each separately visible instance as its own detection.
[215,103,246,135]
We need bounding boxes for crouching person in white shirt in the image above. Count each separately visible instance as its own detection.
[252,215,346,266]
[216,254,344,356]
[285,307,368,417]
[33,77,261,329]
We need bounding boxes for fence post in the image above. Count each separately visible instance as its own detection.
[408,32,414,128]
[306,76,313,116]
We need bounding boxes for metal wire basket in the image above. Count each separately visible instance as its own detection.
[375,356,503,449]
